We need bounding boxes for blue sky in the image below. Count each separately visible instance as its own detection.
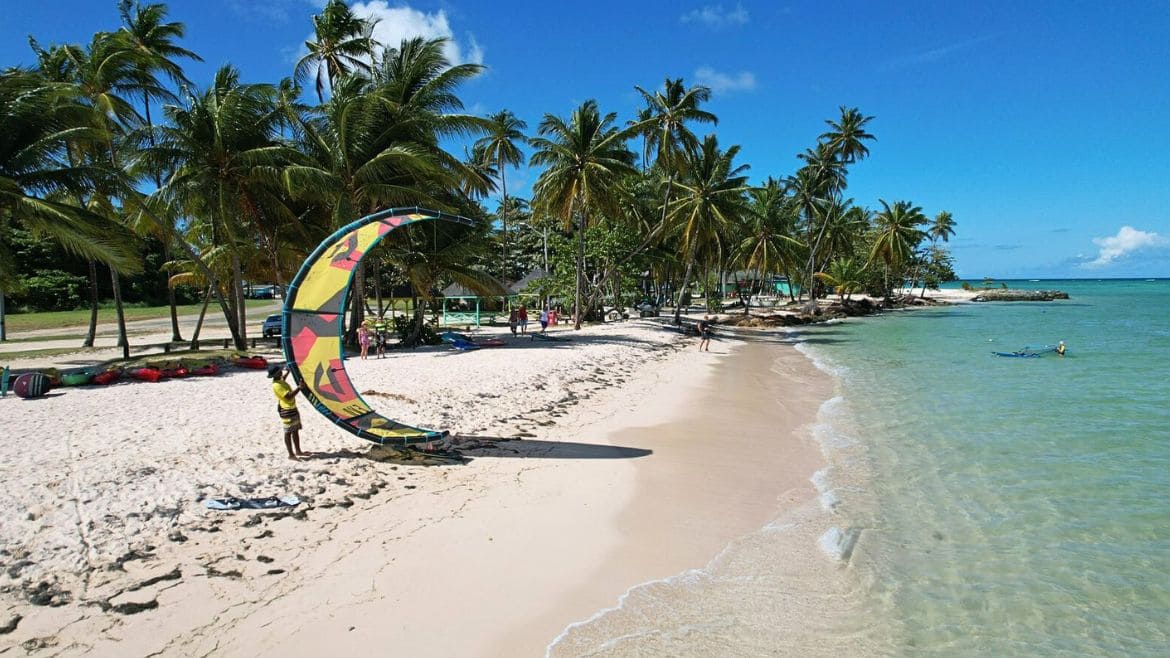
[4,0,1169,278]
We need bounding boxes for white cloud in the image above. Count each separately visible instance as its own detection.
[350,2,484,66]
[680,4,749,27]
[694,66,756,94]
[1083,226,1167,268]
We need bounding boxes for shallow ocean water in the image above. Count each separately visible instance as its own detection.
[550,279,1170,656]
[801,279,1170,656]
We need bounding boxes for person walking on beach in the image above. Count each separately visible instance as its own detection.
[697,315,712,352]
[509,308,519,336]
[358,324,371,360]
[518,304,529,334]
[269,364,308,460]
[539,306,550,332]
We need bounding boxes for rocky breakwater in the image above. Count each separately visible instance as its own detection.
[971,288,1069,302]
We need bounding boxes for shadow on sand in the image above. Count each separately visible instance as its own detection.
[451,434,652,460]
[302,436,651,467]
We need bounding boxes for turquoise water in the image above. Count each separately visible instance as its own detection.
[802,279,1170,655]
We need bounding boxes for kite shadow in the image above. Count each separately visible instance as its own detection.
[306,446,470,467]
[449,435,652,460]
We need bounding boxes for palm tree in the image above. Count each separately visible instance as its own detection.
[286,37,488,343]
[799,107,875,303]
[869,199,927,298]
[819,106,876,164]
[294,0,377,103]
[0,69,139,279]
[530,100,638,329]
[815,257,866,301]
[733,178,802,313]
[473,110,527,278]
[928,210,956,245]
[918,210,956,296]
[151,65,293,348]
[119,0,201,342]
[793,142,846,303]
[59,29,172,357]
[666,135,750,323]
[635,78,716,239]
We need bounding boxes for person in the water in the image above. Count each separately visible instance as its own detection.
[1056,341,1066,357]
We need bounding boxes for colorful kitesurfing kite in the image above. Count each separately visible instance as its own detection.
[281,206,473,444]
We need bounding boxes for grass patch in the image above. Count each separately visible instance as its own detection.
[1,334,86,343]
[2,299,279,333]
[0,346,99,361]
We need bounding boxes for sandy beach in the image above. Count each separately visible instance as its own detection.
[0,314,848,656]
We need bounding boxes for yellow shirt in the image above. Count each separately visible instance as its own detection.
[272,380,297,410]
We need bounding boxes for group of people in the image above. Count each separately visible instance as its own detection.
[356,316,391,360]
[509,304,558,335]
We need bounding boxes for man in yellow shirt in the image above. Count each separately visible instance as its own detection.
[269,364,308,460]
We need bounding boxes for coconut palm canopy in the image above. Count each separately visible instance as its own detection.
[3,1,960,358]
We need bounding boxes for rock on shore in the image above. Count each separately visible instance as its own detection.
[971,289,1069,302]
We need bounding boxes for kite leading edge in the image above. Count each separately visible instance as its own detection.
[280,206,473,445]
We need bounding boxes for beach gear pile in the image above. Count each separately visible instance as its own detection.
[0,353,271,399]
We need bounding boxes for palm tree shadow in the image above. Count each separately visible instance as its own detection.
[450,434,652,460]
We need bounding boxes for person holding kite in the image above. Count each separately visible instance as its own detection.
[269,364,309,460]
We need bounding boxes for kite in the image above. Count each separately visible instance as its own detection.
[281,206,473,444]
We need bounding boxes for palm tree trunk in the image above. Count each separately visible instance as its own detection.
[190,284,213,350]
[110,268,130,360]
[374,259,384,316]
[231,253,248,348]
[165,243,184,342]
[347,265,365,347]
[574,201,585,330]
[737,271,750,316]
[806,215,832,304]
[672,256,696,325]
[84,260,99,347]
[144,94,185,344]
[500,155,509,278]
[124,196,238,346]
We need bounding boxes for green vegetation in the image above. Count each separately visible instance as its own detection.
[2,0,960,352]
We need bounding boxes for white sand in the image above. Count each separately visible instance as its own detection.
[0,317,838,656]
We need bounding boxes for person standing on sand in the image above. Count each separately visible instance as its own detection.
[373,315,389,358]
[270,364,308,460]
[697,315,712,352]
[509,308,519,336]
[539,306,550,332]
[358,324,371,360]
[518,304,529,334]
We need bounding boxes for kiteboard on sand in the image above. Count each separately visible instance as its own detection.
[203,496,301,511]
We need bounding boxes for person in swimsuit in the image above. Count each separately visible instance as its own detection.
[358,324,371,360]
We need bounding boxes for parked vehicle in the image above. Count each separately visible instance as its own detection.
[249,286,275,299]
[262,314,282,338]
